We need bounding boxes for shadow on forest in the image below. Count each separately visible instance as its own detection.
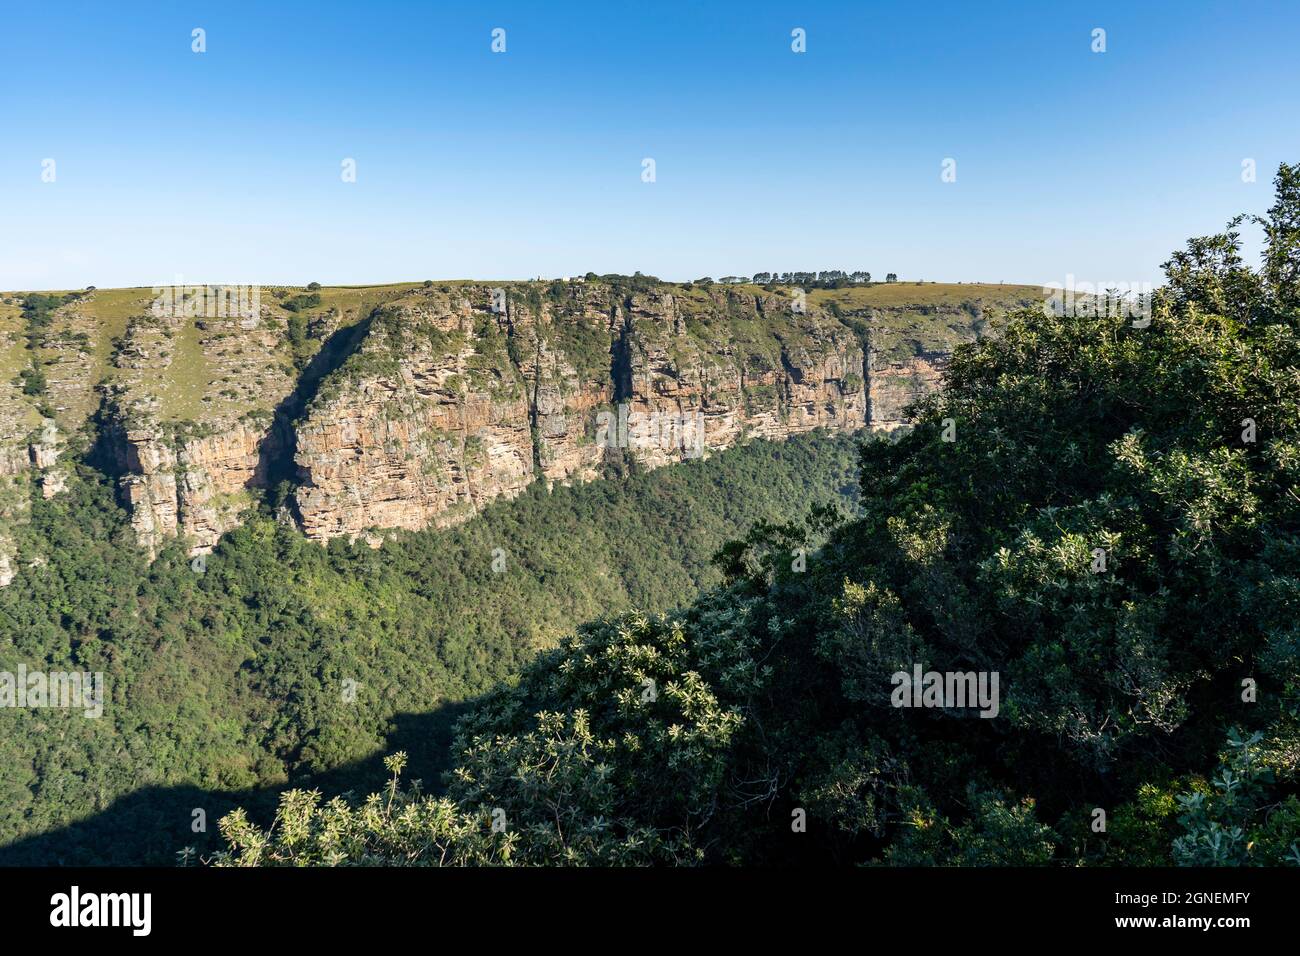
[0,699,477,867]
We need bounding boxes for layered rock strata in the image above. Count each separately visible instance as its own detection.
[0,279,1039,571]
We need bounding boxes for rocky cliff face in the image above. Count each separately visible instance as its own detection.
[612,288,866,467]
[292,292,536,540]
[0,413,66,581]
[0,379,35,586]
[98,302,296,557]
[868,350,950,430]
[290,283,868,541]
[0,279,1041,575]
[0,294,69,582]
[103,413,282,557]
[510,287,614,483]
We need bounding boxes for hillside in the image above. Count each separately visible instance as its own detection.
[0,279,1040,580]
[0,428,865,864]
[0,276,1044,864]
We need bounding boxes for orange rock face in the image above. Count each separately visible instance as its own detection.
[289,284,869,542]
[59,279,1029,559]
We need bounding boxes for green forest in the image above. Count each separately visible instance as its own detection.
[0,429,862,864]
[213,165,1300,867]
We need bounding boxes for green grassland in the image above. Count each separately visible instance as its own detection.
[0,300,35,408]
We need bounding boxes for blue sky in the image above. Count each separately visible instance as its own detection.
[2,0,1297,290]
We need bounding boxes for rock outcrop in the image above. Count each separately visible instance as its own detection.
[0,310,69,581]
[99,303,295,556]
[868,350,950,430]
[609,288,866,467]
[290,283,869,541]
[0,416,69,581]
[0,278,1042,570]
[293,293,535,539]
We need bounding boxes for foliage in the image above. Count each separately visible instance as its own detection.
[1172,728,1300,866]
[216,165,1300,866]
[18,363,46,397]
[0,430,861,863]
[212,754,513,866]
[281,292,322,313]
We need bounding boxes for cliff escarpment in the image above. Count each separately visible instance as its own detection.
[289,282,869,540]
[0,279,1040,572]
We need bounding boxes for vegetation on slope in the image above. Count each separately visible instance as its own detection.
[0,430,861,864]
[216,165,1300,867]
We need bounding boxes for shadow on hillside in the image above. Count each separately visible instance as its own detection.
[0,699,475,867]
[257,313,375,499]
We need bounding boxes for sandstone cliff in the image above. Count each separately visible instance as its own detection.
[98,302,296,556]
[292,292,535,540]
[0,279,1041,574]
[0,295,72,581]
[290,282,869,541]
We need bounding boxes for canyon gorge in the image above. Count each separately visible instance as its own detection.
[0,278,1040,582]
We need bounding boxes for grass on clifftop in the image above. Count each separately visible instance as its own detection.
[1,281,1042,435]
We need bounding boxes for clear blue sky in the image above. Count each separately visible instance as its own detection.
[2,0,1297,290]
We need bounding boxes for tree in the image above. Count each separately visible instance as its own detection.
[19,361,47,396]
[1173,730,1300,866]
[282,292,322,313]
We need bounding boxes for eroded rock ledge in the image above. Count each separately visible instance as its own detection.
[0,279,1038,570]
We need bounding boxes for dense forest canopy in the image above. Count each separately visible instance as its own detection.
[0,430,861,864]
[216,164,1300,867]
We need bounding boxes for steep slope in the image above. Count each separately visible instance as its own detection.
[0,278,1042,572]
[98,303,294,556]
[292,290,536,540]
[209,176,1300,866]
[0,428,866,864]
[78,284,417,557]
[289,281,875,540]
